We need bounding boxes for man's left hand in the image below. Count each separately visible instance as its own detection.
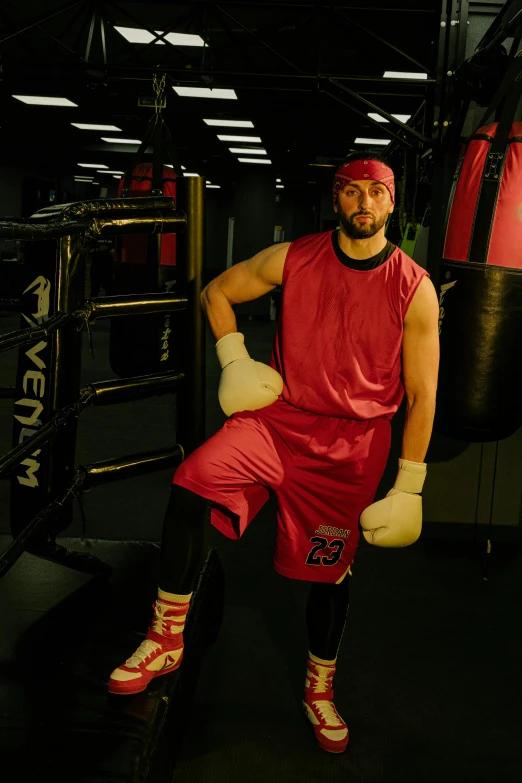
[359,458,427,547]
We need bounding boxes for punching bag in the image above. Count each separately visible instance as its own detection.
[436,116,522,442]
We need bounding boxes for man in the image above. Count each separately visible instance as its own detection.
[108,153,440,755]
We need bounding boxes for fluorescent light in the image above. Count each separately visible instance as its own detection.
[112,175,121,179]
[354,138,391,146]
[13,95,77,107]
[206,180,211,184]
[206,184,221,189]
[276,185,284,189]
[229,147,267,155]
[368,112,412,123]
[173,86,237,100]
[308,163,336,167]
[75,177,94,181]
[164,164,174,168]
[92,181,99,185]
[98,170,124,174]
[238,158,272,164]
[78,163,108,168]
[101,137,141,144]
[383,71,428,80]
[72,123,122,131]
[217,134,262,142]
[204,119,254,128]
[276,178,282,183]
[183,172,199,177]
[114,26,204,46]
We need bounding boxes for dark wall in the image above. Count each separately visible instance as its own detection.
[231,169,277,319]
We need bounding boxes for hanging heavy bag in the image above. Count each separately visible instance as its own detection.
[435,53,522,442]
[109,75,184,378]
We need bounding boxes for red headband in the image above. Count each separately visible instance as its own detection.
[333,159,395,207]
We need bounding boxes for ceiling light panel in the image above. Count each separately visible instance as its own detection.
[367,112,412,123]
[238,158,272,164]
[383,71,428,80]
[217,135,262,142]
[173,87,237,99]
[72,123,122,131]
[13,95,77,107]
[78,163,108,168]
[114,26,204,46]
[101,137,141,144]
[204,119,254,128]
[354,138,391,145]
[228,148,267,155]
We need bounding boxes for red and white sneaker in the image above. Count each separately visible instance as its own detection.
[303,660,349,753]
[108,597,187,695]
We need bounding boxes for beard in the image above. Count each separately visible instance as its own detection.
[338,207,388,240]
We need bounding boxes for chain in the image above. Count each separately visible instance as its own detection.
[153,73,166,115]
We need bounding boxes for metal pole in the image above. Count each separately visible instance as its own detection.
[177,176,205,456]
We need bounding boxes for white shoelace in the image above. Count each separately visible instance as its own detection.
[125,638,161,668]
[313,699,343,727]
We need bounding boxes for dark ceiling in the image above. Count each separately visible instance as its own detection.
[0,1,480,188]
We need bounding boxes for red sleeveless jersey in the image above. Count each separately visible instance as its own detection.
[270,231,429,420]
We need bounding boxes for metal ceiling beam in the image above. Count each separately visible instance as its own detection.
[0,0,86,45]
[474,0,522,55]
[3,2,87,61]
[326,7,432,75]
[327,79,432,146]
[215,4,305,74]
[117,0,437,9]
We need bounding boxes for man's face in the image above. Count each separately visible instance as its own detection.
[335,180,393,240]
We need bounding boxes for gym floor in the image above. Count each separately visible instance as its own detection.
[1,307,521,782]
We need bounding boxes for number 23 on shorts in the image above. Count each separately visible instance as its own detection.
[305,536,345,566]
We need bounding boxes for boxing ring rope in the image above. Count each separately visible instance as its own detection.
[0,181,205,580]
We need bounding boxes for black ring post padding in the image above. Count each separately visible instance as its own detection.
[81,445,184,489]
[0,388,95,480]
[92,211,186,237]
[87,371,185,406]
[0,211,186,241]
[32,196,176,220]
[87,292,188,319]
[0,219,92,240]
[0,311,73,354]
[0,468,90,581]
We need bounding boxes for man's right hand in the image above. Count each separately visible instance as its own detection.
[216,332,283,417]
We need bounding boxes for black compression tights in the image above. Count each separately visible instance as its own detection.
[159,485,350,660]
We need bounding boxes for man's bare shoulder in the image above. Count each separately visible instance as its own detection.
[252,242,291,286]
[404,276,439,329]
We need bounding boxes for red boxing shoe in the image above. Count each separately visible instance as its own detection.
[303,660,349,753]
[108,597,187,695]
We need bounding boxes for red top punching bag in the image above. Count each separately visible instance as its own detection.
[435,57,522,442]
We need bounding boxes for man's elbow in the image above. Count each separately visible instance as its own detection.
[405,390,437,408]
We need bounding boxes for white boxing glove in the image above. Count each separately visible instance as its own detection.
[216,332,283,417]
[359,458,427,548]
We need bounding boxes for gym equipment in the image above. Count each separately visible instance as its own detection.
[435,54,522,442]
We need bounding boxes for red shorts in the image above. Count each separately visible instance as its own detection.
[173,400,391,583]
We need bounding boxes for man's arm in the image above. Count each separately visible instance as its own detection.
[201,242,289,340]
[401,276,440,463]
